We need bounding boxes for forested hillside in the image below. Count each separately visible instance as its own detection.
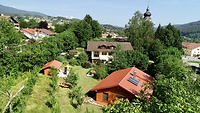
[0,4,47,17]
[175,20,200,39]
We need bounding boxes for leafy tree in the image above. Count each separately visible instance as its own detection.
[50,67,58,92]
[19,20,29,28]
[94,64,108,79]
[77,52,89,65]
[73,20,92,48]
[125,11,154,52]
[108,49,149,73]
[84,14,102,38]
[102,98,143,113]
[155,23,183,50]
[66,52,75,59]
[55,29,78,52]
[68,86,84,108]
[147,38,164,61]
[55,23,70,33]
[64,72,78,88]
[84,14,93,25]
[28,19,38,28]
[91,20,102,38]
[38,20,48,29]
[0,18,22,77]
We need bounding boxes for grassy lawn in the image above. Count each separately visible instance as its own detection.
[57,66,102,113]
[188,60,200,64]
[25,74,51,113]
[72,66,100,93]
[1,66,102,113]
[23,66,102,113]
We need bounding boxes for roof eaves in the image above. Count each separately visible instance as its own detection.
[91,84,119,91]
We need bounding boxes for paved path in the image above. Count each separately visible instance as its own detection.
[182,56,200,67]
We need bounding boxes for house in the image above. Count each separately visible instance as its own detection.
[182,42,200,57]
[102,33,117,38]
[90,67,154,105]
[0,14,20,30]
[20,28,56,40]
[86,41,133,63]
[40,60,62,75]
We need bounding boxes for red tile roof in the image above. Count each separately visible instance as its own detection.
[91,67,154,97]
[182,42,200,50]
[41,60,62,70]
[21,28,56,36]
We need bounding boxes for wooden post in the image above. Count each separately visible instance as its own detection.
[2,85,24,113]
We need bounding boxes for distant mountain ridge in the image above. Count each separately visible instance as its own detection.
[0,4,48,17]
[174,20,200,38]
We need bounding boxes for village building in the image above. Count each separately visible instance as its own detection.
[90,67,154,105]
[40,60,62,76]
[182,42,200,57]
[102,33,118,38]
[86,41,133,63]
[20,28,56,40]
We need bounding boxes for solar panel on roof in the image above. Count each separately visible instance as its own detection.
[128,77,139,86]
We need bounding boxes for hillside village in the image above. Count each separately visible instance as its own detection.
[0,6,200,113]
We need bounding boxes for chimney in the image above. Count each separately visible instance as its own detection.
[133,70,136,76]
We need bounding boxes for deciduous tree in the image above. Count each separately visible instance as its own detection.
[125,11,154,52]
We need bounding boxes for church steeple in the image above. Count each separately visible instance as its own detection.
[144,5,151,21]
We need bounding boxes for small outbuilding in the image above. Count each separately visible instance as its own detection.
[40,60,62,76]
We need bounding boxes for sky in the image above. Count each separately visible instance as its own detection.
[1,0,200,27]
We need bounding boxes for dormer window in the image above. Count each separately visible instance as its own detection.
[98,44,107,49]
[109,45,115,49]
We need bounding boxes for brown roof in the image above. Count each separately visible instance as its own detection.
[69,49,78,53]
[86,41,133,52]
[41,60,62,70]
[38,29,56,36]
[91,67,154,97]
[21,28,56,36]
[182,42,200,50]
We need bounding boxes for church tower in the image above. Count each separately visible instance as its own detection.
[144,6,151,21]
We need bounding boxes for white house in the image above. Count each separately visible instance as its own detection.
[86,41,133,63]
[102,33,118,38]
[182,42,200,57]
[20,28,56,40]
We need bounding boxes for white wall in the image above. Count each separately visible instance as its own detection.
[191,47,200,56]
[91,51,111,61]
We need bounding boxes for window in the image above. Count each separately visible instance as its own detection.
[102,52,107,55]
[94,51,99,57]
[103,93,108,101]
